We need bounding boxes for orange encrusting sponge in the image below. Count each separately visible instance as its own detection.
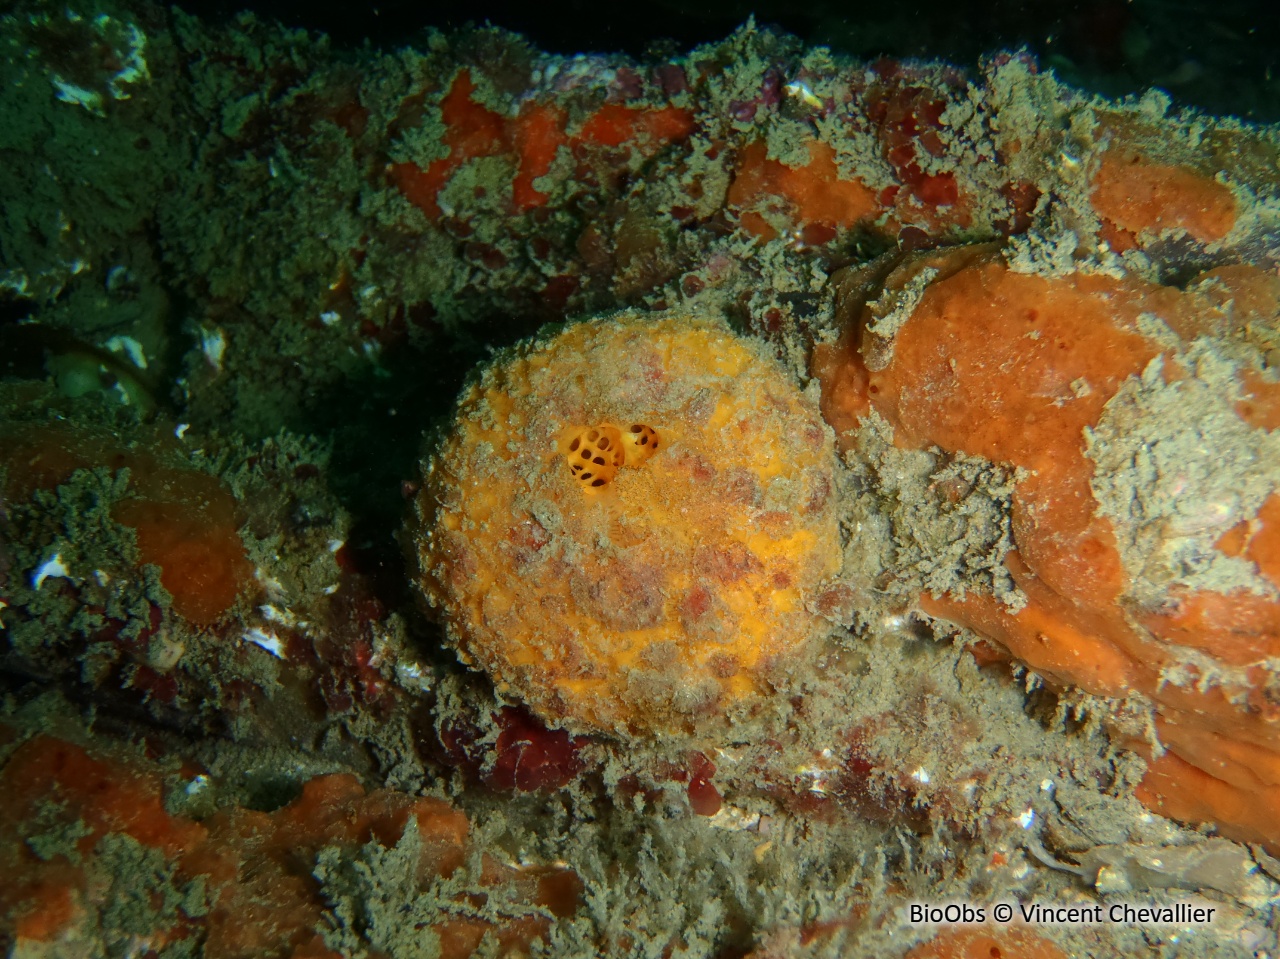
[0,732,576,957]
[812,246,1280,852]
[412,312,844,737]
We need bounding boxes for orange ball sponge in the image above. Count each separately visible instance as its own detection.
[411,313,844,736]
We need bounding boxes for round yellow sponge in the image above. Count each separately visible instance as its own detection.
[411,312,844,736]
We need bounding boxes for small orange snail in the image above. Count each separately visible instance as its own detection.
[563,423,660,489]
[619,423,660,467]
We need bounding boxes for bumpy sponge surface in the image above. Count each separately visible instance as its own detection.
[411,312,844,736]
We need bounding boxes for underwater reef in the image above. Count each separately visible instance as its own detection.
[2,0,1280,956]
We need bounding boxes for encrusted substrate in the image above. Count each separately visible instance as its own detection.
[813,245,1280,854]
[3,0,1280,956]
[0,697,579,958]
